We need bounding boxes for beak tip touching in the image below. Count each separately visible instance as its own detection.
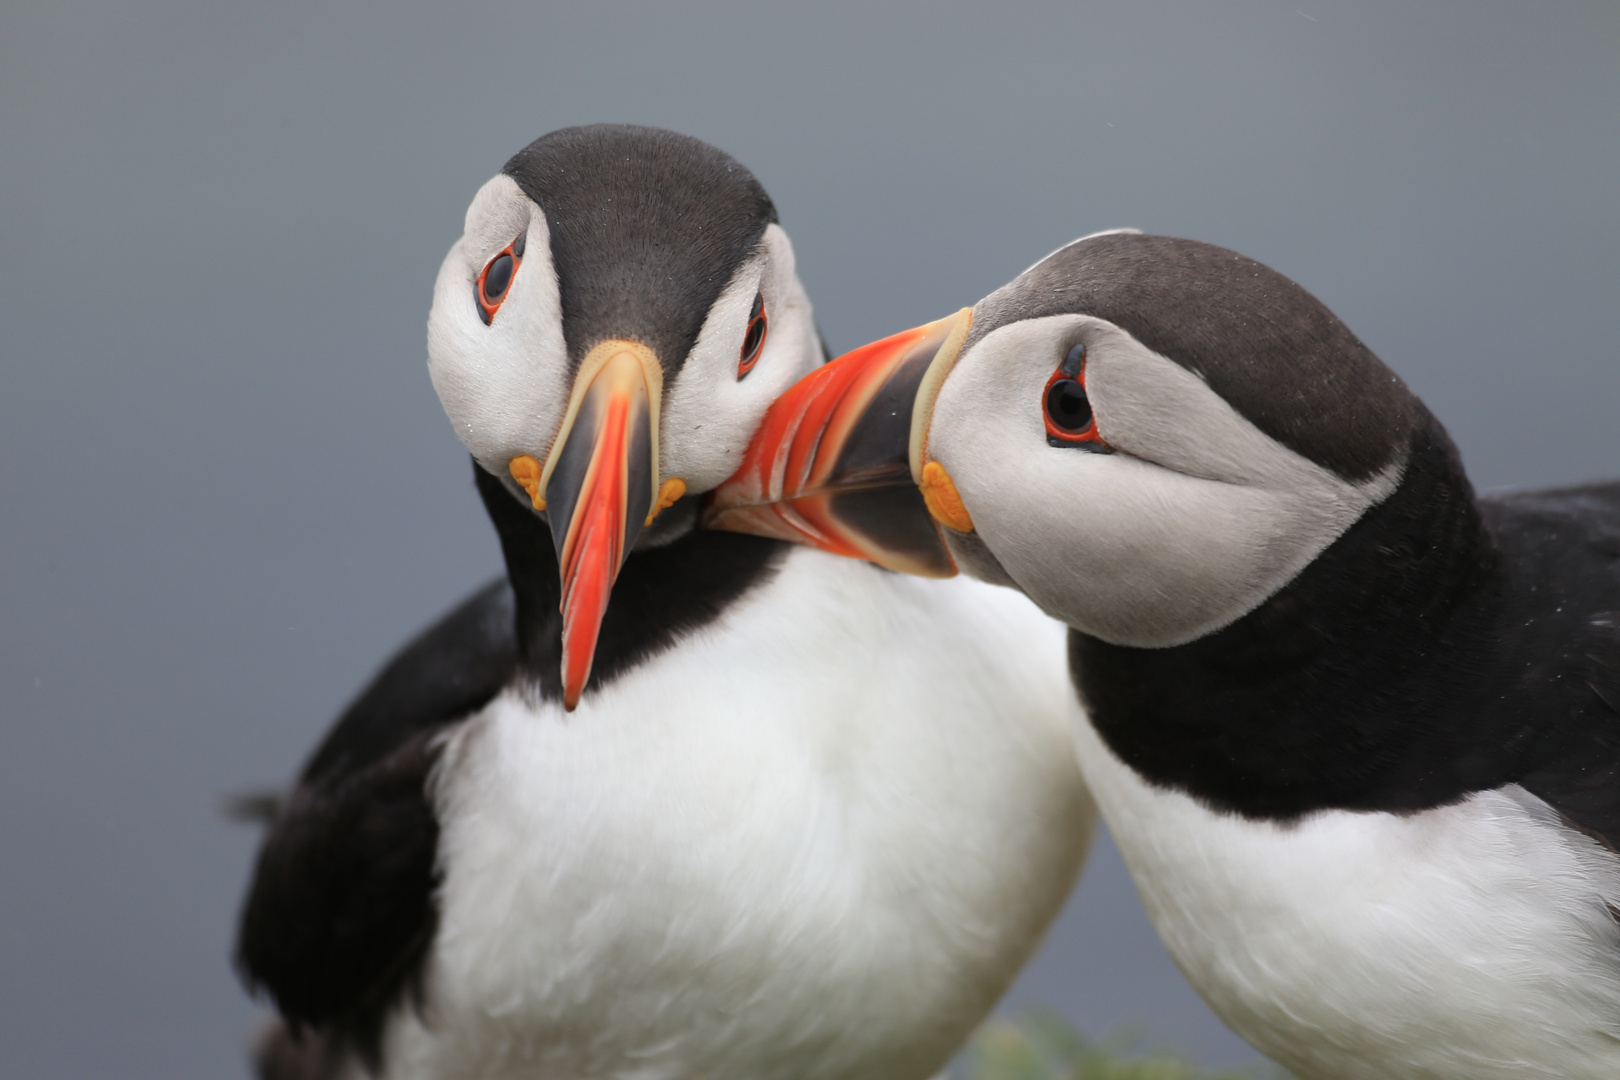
[702,312,973,580]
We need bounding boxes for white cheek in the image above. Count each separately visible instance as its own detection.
[932,315,1398,647]
[930,366,1271,644]
[660,225,820,492]
[427,204,570,475]
[964,450,1325,645]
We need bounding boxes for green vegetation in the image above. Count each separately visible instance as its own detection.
[954,1013,1291,1080]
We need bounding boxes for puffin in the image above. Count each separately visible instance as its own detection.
[706,231,1620,1079]
[234,125,1095,1080]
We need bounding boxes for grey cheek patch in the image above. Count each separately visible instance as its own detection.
[944,529,1020,591]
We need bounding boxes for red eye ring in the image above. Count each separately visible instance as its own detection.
[475,231,526,325]
[1042,344,1110,450]
[737,292,767,379]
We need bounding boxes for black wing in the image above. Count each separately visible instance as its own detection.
[252,1021,350,1080]
[1483,482,1620,848]
[235,578,517,1070]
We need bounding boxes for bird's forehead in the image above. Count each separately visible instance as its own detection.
[499,126,778,378]
[462,174,535,267]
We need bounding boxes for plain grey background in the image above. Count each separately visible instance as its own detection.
[2,2,1616,1077]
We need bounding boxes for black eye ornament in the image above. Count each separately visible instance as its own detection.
[1042,342,1111,451]
[737,292,767,379]
[475,231,526,325]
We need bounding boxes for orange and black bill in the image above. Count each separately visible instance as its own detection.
[522,343,662,710]
[703,310,971,578]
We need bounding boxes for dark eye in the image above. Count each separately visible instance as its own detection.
[475,233,525,325]
[737,292,767,378]
[484,255,513,300]
[1045,378,1092,431]
[1042,343,1110,451]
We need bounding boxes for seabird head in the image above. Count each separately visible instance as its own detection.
[706,231,1433,646]
[427,124,820,707]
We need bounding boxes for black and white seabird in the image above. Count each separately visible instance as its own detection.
[707,231,1620,1079]
[235,125,1094,1080]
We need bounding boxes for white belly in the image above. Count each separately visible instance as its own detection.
[1074,718,1620,1080]
[380,548,1094,1080]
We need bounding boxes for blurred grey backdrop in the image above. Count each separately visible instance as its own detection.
[2,1,1617,1077]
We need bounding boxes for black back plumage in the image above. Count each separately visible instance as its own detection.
[503,124,779,376]
[1491,482,1620,842]
[236,577,516,1068]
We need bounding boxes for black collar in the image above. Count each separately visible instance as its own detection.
[475,462,786,702]
[1072,412,1620,843]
